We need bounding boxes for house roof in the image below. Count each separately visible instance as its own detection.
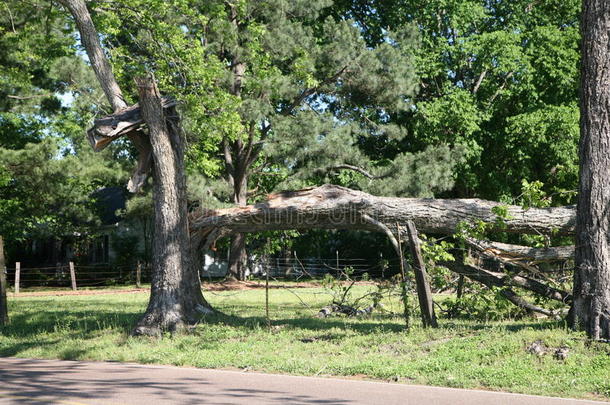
[92,186,127,225]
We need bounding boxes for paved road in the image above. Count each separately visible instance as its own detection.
[0,358,607,405]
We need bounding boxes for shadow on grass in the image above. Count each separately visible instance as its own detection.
[198,311,563,336]
[1,297,565,360]
[0,300,141,338]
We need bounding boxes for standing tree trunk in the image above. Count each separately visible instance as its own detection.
[133,76,212,336]
[228,173,248,280]
[570,0,610,340]
[58,0,213,335]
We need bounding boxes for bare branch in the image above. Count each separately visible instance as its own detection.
[57,0,127,112]
[472,70,487,94]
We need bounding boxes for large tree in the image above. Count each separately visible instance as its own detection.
[64,1,465,279]
[331,0,581,202]
[569,0,610,340]
[57,0,213,335]
[195,1,424,279]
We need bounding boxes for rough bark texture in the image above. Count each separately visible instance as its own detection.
[60,0,213,334]
[192,185,576,241]
[85,97,175,192]
[86,97,176,150]
[0,236,8,326]
[228,174,248,280]
[132,76,212,336]
[571,0,610,340]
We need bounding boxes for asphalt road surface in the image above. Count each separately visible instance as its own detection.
[0,358,608,405]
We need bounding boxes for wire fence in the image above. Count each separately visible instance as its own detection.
[4,263,151,290]
[3,256,401,291]
[3,250,572,294]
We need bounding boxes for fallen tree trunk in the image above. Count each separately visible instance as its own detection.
[192,185,576,246]
[191,184,575,320]
[466,238,574,265]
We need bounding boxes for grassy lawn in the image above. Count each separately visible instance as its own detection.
[1,284,609,401]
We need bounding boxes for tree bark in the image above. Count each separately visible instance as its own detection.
[465,239,574,265]
[225,2,249,281]
[192,184,576,241]
[58,0,154,193]
[132,76,212,336]
[56,0,126,112]
[59,0,213,334]
[451,262,566,318]
[406,221,438,328]
[228,173,248,280]
[570,0,610,340]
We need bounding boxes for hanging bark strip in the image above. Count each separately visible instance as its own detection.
[406,221,438,328]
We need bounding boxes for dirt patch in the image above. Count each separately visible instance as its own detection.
[201,280,323,291]
[11,288,149,298]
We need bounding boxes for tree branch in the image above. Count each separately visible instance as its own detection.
[472,70,487,94]
[57,0,127,112]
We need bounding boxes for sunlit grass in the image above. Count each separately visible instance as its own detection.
[1,285,609,401]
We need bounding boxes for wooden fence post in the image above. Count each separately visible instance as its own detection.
[14,262,20,295]
[265,264,271,329]
[136,261,142,288]
[69,262,77,291]
[396,224,411,331]
[0,236,8,326]
[405,220,438,328]
[336,250,340,278]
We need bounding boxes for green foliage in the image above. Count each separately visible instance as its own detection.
[92,0,455,205]
[444,285,528,321]
[333,0,580,201]
[0,139,124,241]
[419,234,456,291]
[0,0,130,266]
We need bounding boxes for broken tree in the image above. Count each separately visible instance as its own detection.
[192,184,577,321]
[58,0,212,335]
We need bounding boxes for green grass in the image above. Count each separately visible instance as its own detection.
[1,285,609,401]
